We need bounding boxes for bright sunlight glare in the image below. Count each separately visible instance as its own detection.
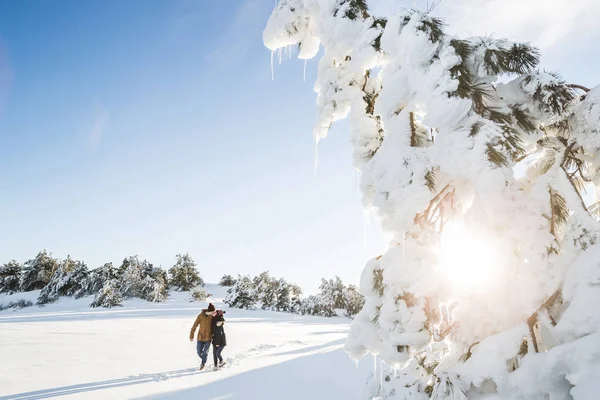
[439,220,500,291]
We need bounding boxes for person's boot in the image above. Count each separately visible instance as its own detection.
[219,360,226,367]
[199,363,206,371]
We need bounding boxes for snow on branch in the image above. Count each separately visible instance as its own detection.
[264,1,600,398]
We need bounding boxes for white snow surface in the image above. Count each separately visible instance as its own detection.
[0,284,370,399]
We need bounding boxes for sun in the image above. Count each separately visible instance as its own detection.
[439,220,500,291]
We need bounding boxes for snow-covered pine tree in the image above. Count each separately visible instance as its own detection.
[141,273,168,303]
[253,271,278,310]
[273,278,290,312]
[344,284,365,318]
[319,276,347,311]
[0,260,23,294]
[225,275,258,310]
[190,285,211,302]
[139,258,155,278]
[118,256,168,302]
[87,262,119,294]
[300,277,358,317]
[168,253,203,291]
[289,283,303,314]
[219,274,236,287]
[119,256,145,298]
[300,294,336,317]
[37,263,67,305]
[90,279,123,308]
[37,256,89,304]
[265,2,599,398]
[117,256,132,276]
[20,250,59,292]
[149,265,168,283]
[69,262,92,298]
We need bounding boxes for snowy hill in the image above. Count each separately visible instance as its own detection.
[0,284,371,399]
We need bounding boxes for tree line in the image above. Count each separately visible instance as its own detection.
[223,272,365,318]
[0,251,204,308]
[0,251,365,318]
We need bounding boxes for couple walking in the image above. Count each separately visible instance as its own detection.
[189,303,227,371]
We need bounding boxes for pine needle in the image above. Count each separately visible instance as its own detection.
[537,149,557,175]
[510,105,537,134]
[518,338,529,357]
[371,18,387,51]
[549,188,570,236]
[471,84,494,115]
[449,40,473,99]
[482,41,540,75]
[532,72,577,116]
[589,202,600,220]
[372,269,384,297]
[334,0,369,20]
[486,144,509,167]
[417,16,445,43]
[469,121,483,137]
[487,109,514,125]
[397,292,417,307]
[427,0,445,14]
[425,168,438,192]
[506,43,540,73]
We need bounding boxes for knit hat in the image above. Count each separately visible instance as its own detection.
[207,303,215,312]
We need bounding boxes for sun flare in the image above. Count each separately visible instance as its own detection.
[439,220,500,290]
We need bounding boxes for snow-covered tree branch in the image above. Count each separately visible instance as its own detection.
[264,1,600,398]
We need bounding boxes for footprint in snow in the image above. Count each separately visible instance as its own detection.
[225,340,308,366]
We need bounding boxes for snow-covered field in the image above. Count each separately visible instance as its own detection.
[0,284,371,400]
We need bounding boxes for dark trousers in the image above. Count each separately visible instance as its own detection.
[213,344,225,366]
[196,340,211,365]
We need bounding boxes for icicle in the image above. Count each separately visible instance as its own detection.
[373,354,377,379]
[313,138,320,178]
[278,48,282,65]
[303,59,307,82]
[380,360,383,392]
[288,44,292,59]
[270,50,275,81]
[364,209,368,248]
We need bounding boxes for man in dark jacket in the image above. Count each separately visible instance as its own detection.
[190,303,216,370]
[211,313,226,370]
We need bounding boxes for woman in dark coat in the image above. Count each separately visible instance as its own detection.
[211,313,227,370]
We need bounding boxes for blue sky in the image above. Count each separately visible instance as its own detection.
[0,0,385,294]
[0,0,598,294]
